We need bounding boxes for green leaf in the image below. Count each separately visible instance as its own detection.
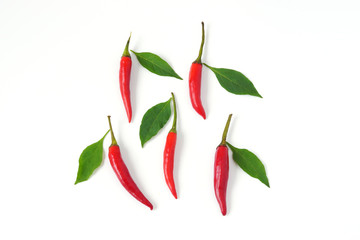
[140,98,172,147]
[227,142,270,187]
[203,63,262,98]
[131,50,182,80]
[75,130,109,184]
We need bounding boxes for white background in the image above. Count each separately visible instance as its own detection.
[1,0,360,239]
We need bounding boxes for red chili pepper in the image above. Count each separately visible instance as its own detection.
[107,116,153,210]
[214,114,232,215]
[119,34,132,122]
[189,22,206,119]
[163,92,178,199]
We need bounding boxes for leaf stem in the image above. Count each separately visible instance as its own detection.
[202,63,211,69]
[122,33,131,57]
[170,92,177,133]
[194,22,205,64]
[107,116,118,146]
[220,114,232,145]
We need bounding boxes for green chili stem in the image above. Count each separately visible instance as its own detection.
[122,33,131,57]
[107,116,118,146]
[194,22,205,64]
[170,92,177,133]
[220,114,232,145]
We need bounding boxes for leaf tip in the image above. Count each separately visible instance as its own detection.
[261,177,270,188]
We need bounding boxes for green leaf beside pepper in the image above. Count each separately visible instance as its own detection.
[131,51,182,80]
[227,142,270,187]
[204,63,262,98]
[140,98,172,147]
[75,130,109,184]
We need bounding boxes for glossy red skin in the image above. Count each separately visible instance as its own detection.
[109,145,153,210]
[214,145,229,216]
[119,56,132,122]
[189,63,206,119]
[163,131,177,199]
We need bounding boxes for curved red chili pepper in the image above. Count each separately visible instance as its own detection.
[107,116,153,210]
[163,93,178,199]
[119,34,132,123]
[189,22,206,119]
[214,145,229,216]
[214,114,232,215]
[189,63,205,119]
[164,131,177,199]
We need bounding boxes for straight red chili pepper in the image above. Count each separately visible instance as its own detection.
[119,34,132,122]
[163,92,178,199]
[107,116,153,210]
[189,22,206,119]
[214,114,232,215]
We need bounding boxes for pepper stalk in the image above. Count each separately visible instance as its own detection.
[194,22,205,64]
[122,33,131,57]
[170,92,177,133]
[107,116,118,146]
[220,114,232,146]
